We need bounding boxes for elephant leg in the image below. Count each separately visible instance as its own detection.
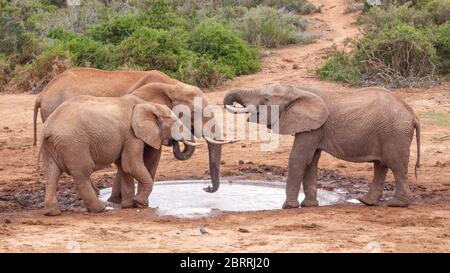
[301,150,321,207]
[121,139,154,208]
[43,151,62,216]
[388,165,411,207]
[144,146,162,180]
[107,174,122,204]
[115,163,135,208]
[283,131,321,209]
[358,161,388,206]
[73,172,107,213]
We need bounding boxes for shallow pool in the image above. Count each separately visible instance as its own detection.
[99,180,346,218]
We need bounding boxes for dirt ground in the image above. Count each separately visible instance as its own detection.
[1,0,449,252]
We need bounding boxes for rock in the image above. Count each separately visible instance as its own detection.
[282,58,294,63]
[238,228,250,233]
[4,218,11,224]
[220,160,225,165]
[241,144,247,148]
[238,160,245,165]
[199,226,209,235]
[280,65,286,69]
[292,64,300,70]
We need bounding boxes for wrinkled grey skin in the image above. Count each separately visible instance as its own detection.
[33,68,224,203]
[38,94,196,216]
[224,84,420,208]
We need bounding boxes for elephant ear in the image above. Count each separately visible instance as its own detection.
[275,90,329,135]
[131,104,162,149]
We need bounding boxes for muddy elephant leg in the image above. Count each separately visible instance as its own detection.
[144,146,162,180]
[107,174,122,204]
[388,165,411,207]
[301,150,321,207]
[282,131,321,209]
[358,161,388,206]
[43,151,63,216]
[115,163,135,208]
[73,172,107,213]
[121,139,155,208]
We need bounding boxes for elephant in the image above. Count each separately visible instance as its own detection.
[37,94,199,216]
[33,67,195,160]
[224,84,421,208]
[33,68,231,204]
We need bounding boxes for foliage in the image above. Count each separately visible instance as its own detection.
[0,0,318,90]
[189,19,260,76]
[238,6,309,48]
[318,1,450,87]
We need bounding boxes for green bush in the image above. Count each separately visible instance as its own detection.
[120,27,188,73]
[320,2,450,87]
[179,57,228,88]
[50,31,119,69]
[10,44,72,92]
[87,15,141,44]
[189,19,260,77]
[434,22,450,73]
[317,49,361,85]
[360,23,437,79]
[0,54,12,91]
[221,0,318,14]
[238,6,308,48]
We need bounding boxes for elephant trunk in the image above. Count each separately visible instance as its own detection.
[172,141,196,161]
[223,91,246,108]
[203,142,222,193]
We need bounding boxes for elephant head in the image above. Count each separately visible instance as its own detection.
[223,83,329,135]
[131,103,200,150]
[132,82,235,193]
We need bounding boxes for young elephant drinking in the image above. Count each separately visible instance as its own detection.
[37,94,198,216]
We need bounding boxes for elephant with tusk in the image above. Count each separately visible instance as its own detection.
[33,68,235,204]
[37,94,200,216]
[224,83,420,208]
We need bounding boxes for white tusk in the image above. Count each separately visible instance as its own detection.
[204,136,240,145]
[182,139,202,147]
[225,105,249,113]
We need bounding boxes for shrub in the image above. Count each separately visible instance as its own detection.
[9,44,72,93]
[221,0,318,14]
[50,31,120,69]
[120,27,188,73]
[433,22,450,73]
[189,19,260,76]
[0,54,12,92]
[359,23,437,81]
[422,0,450,25]
[87,15,141,44]
[317,49,361,85]
[238,6,308,48]
[179,57,227,88]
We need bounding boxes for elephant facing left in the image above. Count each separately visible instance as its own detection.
[37,94,198,216]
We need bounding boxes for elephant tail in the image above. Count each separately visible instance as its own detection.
[35,133,45,182]
[414,117,421,181]
[33,93,42,147]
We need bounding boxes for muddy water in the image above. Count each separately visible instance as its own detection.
[99,180,347,218]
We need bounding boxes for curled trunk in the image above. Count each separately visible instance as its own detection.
[172,141,196,160]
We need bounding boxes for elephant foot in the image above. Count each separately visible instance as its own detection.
[133,197,149,208]
[387,195,410,208]
[121,201,137,209]
[87,201,107,213]
[282,200,300,209]
[358,195,380,206]
[301,198,319,207]
[107,194,122,204]
[44,207,61,216]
